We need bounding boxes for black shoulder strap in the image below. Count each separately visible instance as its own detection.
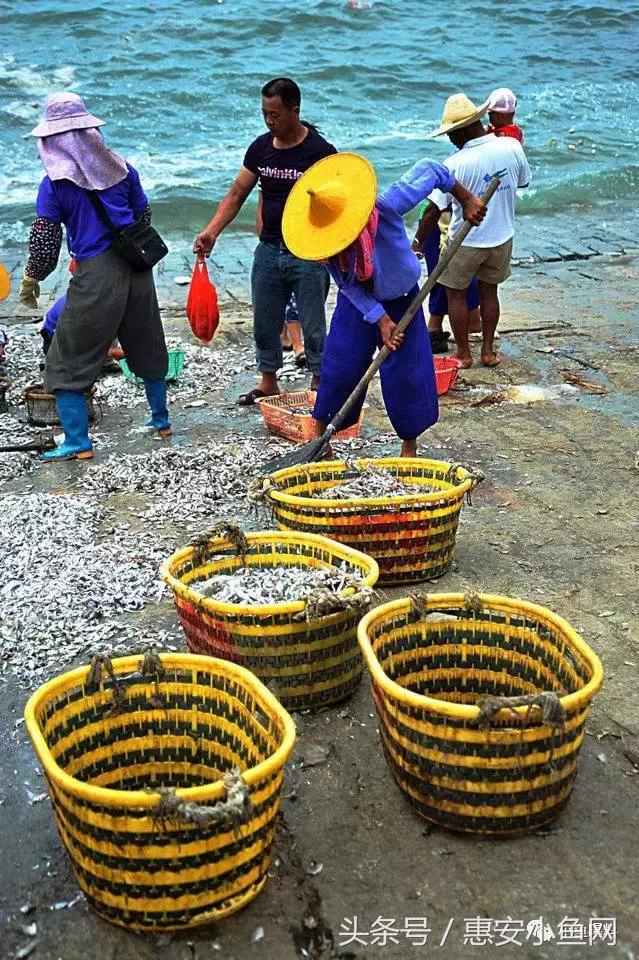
[86,190,117,236]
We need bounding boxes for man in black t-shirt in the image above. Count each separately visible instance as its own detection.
[194,77,336,405]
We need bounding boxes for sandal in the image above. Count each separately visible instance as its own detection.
[294,351,307,368]
[237,388,275,407]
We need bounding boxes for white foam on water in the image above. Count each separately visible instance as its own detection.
[0,55,76,98]
[126,143,248,192]
[503,384,577,404]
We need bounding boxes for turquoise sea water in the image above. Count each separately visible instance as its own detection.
[1,0,638,264]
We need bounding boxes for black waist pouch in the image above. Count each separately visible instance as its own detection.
[87,192,168,272]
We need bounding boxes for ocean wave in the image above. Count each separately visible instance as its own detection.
[2,0,637,247]
[519,164,639,212]
[0,56,75,98]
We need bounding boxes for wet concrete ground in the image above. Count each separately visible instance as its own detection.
[1,253,638,960]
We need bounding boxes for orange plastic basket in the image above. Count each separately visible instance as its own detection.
[434,357,461,396]
[257,391,365,443]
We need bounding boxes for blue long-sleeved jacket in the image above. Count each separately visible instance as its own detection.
[325,157,456,322]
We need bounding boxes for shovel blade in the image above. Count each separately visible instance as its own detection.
[259,432,332,475]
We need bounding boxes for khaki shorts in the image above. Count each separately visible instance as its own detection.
[438,237,513,290]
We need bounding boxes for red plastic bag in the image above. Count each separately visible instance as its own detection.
[186,259,219,342]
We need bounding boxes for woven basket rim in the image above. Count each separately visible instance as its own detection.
[24,652,297,809]
[358,593,604,721]
[160,530,379,616]
[256,391,369,413]
[265,457,474,509]
[21,382,96,401]
[255,389,315,409]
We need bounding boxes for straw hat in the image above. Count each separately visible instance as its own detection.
[0,260,10,302]
[282,153,377,261]
[31,92,105,138]
[426,93,488,139]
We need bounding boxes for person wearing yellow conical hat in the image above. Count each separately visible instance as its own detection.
[282,152,485,456]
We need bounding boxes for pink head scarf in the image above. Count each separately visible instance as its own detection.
[37,127,128,190]
[336,207,379,282]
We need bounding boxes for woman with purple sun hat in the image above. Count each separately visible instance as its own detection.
[19,92,170,460]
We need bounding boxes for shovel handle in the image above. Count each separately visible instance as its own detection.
[0,442,54,453]
[328,177,501,435]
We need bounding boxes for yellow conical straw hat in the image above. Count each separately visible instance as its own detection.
[282,153,377,261]
[0,261,10,302]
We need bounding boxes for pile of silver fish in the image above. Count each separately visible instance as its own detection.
[99,337,254,407]
[1,333,43,394]
[0,413,42,485]
[75,434,290,531]
[315,463,436,500]
[0,330,403,689]
[197,563,357,605]
[0,492,172,685]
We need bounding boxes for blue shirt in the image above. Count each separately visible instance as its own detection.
[35,163,148,261]
[43,293,66,335]
[326,158,456,323]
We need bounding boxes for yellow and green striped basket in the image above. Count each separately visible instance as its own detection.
[160,531,379,711]
[358,593,603,836]
[258,458,483,585]
[25,652,296,931]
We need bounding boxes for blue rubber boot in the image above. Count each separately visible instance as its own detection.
[143,377,172,436]
[42,389,94,461]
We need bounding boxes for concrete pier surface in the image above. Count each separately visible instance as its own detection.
[1,252,638,960]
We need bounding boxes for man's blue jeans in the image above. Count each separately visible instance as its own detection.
[251,240,327,375]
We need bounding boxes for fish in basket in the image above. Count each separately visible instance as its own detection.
[25,652,296,931]
[358,593,603,836]
[253,458,484,585]
[160,526,379,711]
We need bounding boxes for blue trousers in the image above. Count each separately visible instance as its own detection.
[251,241,327,374]
[424,226,479,316]
[284,272,330,325]
[314,286,438,441]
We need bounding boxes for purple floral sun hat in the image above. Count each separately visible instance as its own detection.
[30,92,105,138]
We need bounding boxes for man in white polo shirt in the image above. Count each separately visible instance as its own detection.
[415,93,531,368]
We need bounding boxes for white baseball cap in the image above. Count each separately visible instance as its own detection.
[486,88,517,113]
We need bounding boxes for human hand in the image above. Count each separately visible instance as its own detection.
[19,271,39,309]
[461,195,486,227]
[412,237,424,260]
[378,313,404,351]
[193,229,217,259]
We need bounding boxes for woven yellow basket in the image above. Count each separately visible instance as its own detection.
[25,652,296,931]
[257,458,483,585]
[358,593,603,836]
[160,530,379,712]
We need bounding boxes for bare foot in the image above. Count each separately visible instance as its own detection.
[451,351,473,369]
[257,375,279,395]
[401,439,417,458]
[481,349,501,367]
